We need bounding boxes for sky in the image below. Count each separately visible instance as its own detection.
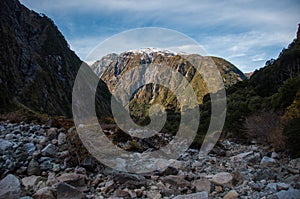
[20,0,300,72]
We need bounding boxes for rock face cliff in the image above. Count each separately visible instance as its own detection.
[0,0,110,118]
[92,49,246,118]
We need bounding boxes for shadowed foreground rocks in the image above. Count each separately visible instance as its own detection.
[0,121,300,199]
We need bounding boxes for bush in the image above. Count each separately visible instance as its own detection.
[284,118,300,158]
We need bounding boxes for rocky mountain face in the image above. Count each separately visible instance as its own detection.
[92,49,246,119]
[0,0,110,118]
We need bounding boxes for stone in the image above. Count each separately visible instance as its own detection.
[260,156,277,167]
[210,172,233,186]
[0,174,21,199]
[230,151,253,161]
[146,190,162,199]
[191,178,211,192]
[46,172,59,186]
[80,157,96,171]
[113,189,131,198]
[57,132,66,145]
[101,180,115,194]
[41,144,58,157]
[0,139,13,154]
[23,143,36,154]
[223,190,238,199]
[161,175,190,188]
[173,191,209,199]
[249,181,264,191]
[57,182,84,199]
[27,159,41,175]
[271,152,279,159]
[113,173,147,188]
[40,160,53,171]
[272,188,300,199]
[267,182,290,191]
[33,187,55,199]
[57,173,86,187]
[22,175,44,191]
[46,128,58,140]
[245,153,261,165]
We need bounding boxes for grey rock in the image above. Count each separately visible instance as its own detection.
[23,143,36,154]
[33,187,55,199]
[210,172,233,186]
[57,132,66,145]
[260,156,277,167]
[0,174,21,199]
[267,182,290,191]
[27,159,41,175]
[21,175,44,191]
[191,178,211,192]
[161,175,190,188]
[272,188,300,199]
[40,160,53,171]
[173,191,209,199]
[57,182,84,199]
[223,190,239,199]
[41,144,58,157]
[0,139,13,154]
[57,173,86,187]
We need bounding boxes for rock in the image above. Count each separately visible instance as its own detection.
[249,181,264,191]
[80,157,96,171]
[40,160,53,171]
[272,188,300,199]
[160,166,179,176]
[33,187,55,199]
[245,153,261,165]
[46,128,58,140]
[57,132,66,145]
[254,168,277,181]
[0,139,13,154]
[173,191,209,199]
[271,152,279,159]
[27,159,41,175]
[267,182,290,191]
[260,156,277,167]
[223,190,238,199]
[113,173,147,188]
[46,172,59,186]
[161,175,190,188]
[146,190,162,199]
[230,151,253,161]
[113,189,131,198]
[57,173,86,187]
[41,144,58,157]
[101,180,115,194]
[22,175,44,191]
[23,143,36,154]
[191,178,211,192]
[57,182,84,199]
[210,172,233,186]
[288,158,300,170]
[0,174,21,199]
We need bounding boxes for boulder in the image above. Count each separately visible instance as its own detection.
[191,178,211,192]
[0,174,21,199]
[57,182,84,199]
[173,191,209,199]
[210,172,233,186]
[223,190,238,199]
[260,156,277,167]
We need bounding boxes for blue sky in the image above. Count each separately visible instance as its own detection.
[20,0,300,72]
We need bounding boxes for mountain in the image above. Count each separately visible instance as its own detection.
[0,0,110,119]
[91,48,246,120]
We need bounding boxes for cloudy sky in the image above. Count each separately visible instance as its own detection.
[20,0,300,72]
